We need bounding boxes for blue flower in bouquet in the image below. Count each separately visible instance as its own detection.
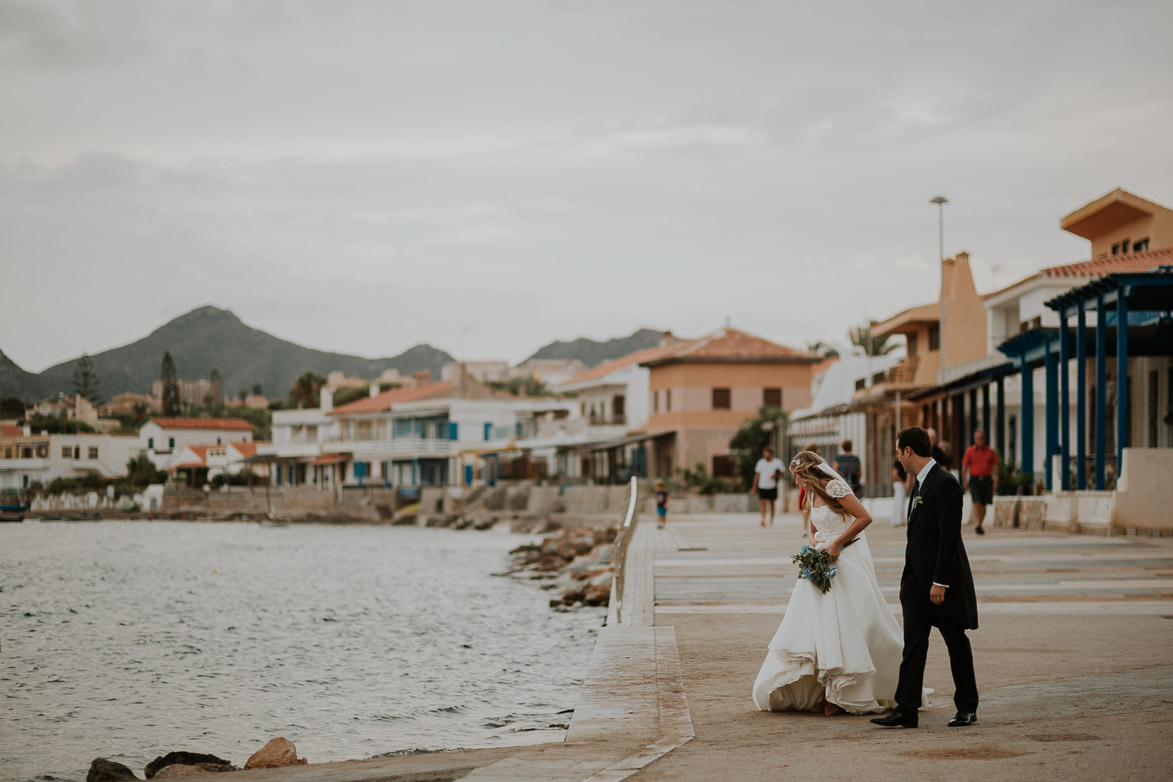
[828,565,837,578]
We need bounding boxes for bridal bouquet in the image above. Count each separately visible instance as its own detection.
[792,539,858,594]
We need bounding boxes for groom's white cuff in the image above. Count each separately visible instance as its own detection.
[933,582,949,588]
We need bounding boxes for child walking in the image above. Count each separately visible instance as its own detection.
[655,480,669,529]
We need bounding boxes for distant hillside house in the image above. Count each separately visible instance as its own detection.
[152,378,217,409]
[140,417,255,470]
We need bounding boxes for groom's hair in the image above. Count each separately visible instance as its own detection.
[897,427,932,458]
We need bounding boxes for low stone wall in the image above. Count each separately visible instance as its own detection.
[1045,490,1114,534]
[1113,448,1173,533]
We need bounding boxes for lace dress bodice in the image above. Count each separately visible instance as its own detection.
[810,478,853,546]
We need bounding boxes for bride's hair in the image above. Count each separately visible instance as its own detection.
[790,450,850,518]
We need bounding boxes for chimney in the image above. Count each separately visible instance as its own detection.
[320,386,334,411]
[22,423,31,437]
[369,383,379,398]
[659,330,677,347]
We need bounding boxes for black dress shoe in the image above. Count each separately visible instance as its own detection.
[948,711,977,727]
[870,710,918,728]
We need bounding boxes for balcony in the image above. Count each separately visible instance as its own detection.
[325,439,454,457]
[588,414,626,427]
[886,356,920,384]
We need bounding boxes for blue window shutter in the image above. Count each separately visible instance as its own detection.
[148,438,154,449]
[449,422,459,440]
[484,422,492,441]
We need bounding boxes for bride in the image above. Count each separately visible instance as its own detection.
[752,450,903,715]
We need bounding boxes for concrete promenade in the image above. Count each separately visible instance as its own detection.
[232,511,1173,782]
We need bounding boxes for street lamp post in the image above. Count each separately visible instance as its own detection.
[930,196,948,372]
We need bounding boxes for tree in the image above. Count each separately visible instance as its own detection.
[0,396,24,418]
[847,325,899,356]
[209,368,223,415]
[160,351,181,416]
[806,340,840,359]
[729,406,788,490]
[72,352,103,406]
[287,370,326,409]
[125,453,165,487]
[252,383,263,396]
[237,388,248,404]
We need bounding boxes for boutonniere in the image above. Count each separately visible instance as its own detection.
[911,496,924,510]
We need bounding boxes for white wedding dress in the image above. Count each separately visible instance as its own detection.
[752,479,903,714]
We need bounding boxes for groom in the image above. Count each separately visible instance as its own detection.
[872,426,979,729]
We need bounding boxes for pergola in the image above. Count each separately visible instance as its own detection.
[996,267,1173,493]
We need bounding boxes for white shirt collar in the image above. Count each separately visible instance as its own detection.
[916,458,937,485]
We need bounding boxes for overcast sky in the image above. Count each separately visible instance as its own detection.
[2,0,1171,373]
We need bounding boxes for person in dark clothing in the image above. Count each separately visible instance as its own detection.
[834,439,863,496]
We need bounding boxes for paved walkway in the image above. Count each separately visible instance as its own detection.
[233,512,1173,782]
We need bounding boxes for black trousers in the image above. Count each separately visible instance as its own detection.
[895,595,979,713]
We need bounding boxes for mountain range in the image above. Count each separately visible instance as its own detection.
[0,307,666,403]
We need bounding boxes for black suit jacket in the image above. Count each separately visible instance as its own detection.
[902,463,979,630]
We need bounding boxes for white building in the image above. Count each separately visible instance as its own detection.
[139,417,255,470]
[0,431,142,490]
[265,373,563,488]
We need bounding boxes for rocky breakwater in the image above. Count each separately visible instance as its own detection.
[505,527,618,609]
[86,738,307,781]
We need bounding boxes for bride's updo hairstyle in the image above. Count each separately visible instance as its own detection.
[789,450,850,518]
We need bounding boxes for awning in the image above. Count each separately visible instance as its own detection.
[311,454,349,466]
[585,430,675,452]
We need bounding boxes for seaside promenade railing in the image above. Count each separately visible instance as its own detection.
[606,476,640,626]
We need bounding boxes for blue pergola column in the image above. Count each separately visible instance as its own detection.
[995,376,1005,457]
[1076,303,1087,490]
[1020,360,1034,480]
[1044,346,1058,492]
[1116,291,1129,479]
[1095,293,1107,490]
[1058,309,1071,491]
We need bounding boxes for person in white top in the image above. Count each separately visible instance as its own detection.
[750,446,786,527]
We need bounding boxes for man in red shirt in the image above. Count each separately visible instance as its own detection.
[961,429,998,535]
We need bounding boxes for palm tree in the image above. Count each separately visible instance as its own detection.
[806,340,840,358]
[847,325,899,356]
[288,371,326,409]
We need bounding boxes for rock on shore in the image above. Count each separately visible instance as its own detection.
[506,527,617,608]
[87,739,304,781]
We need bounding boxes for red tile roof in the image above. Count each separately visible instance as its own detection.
[641,327,818,367]
[559,344,684,386]
[1040,246,1173,278]
[230,441,259,458]
[988,246,1173,299]
[1,424,25,438]
[150,417,255,431]
[328,382,454,415]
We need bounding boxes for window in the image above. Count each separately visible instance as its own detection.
[62,446,72,458]
[712,388,731,410]
[168,437,175,449]
[88,447,99,460]
[1111,242,1120,256]
[763,388,781,408]
[74,446,81,459]
[928,325,940,351]
[653,390,659,414]
[906,332,918,357]
[666,390,672,411]
[1134,238,1150,252]
[712,455,737,477]
[148,437,154,449]
[3,447,10,458]
[216,437,222,445]
[1122,239,1130,253]
[448,422,459,441]
[484,422,493,441]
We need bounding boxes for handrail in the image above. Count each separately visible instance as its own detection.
[606,475,640,625]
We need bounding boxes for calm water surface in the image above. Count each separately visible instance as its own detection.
[0,521,601,782]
